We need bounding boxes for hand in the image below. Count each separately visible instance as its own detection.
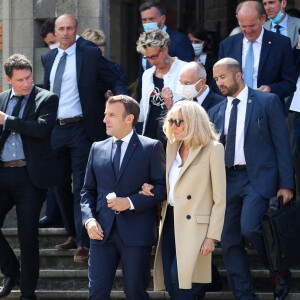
[139,183,155,196]
[162,87,173,110]
[277,188,293,206]
[86,220,104,240]
[105,90,114,100]
[107,197,130,211]
[200,238,215,256]
[0,111,7,125]
[257,85,271,93]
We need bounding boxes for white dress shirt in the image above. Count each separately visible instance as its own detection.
[270,14,288,37]
[49,42,82,118]
[196,86,210,106]
[242,28,264,89]
[168,143,186,206]
[224,85,248,166]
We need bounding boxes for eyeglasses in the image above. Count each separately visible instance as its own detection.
[168,118,184,127]
[143,50,161,60]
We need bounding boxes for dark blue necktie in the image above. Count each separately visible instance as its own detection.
[113,140,123,177]
[52,51,67,98]
[274,24,281,34]
[225,98,240,168]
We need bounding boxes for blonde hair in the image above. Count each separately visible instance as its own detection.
[163,100,219,148]
[81,28,106,46]
[136,29,170,54]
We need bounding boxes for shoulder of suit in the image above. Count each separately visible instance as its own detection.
[0,89,11,99]
[221,32,243,45]
[136,133,160,147]
[264,28,291,44]
[287,14,300,26]
[166,27,190,42]
[33,86,58,100]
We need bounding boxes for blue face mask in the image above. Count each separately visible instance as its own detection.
[143,22,158,32]
[269,3,284,24]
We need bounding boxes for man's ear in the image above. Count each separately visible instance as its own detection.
[5,75,12,85]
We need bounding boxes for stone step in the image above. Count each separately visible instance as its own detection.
[1,269,300,292]
[3,290,300,300]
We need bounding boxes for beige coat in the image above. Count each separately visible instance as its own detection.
[153,140,226,290]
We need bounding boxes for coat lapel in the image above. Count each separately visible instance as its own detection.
[244,88,254,135]
[258,30,272,79]
[116,132,139,182]
[22,86,37,119]
[166,141,180,193]
[45,49,58,89]
[76,44,83,84]
[0,90,11,133]
[216,101,227,145]
[201,89,212,111]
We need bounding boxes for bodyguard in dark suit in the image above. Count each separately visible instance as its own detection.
[0,54,58,300]
[138,2,194,96]
[218,1,296,107]
[81,95,166,299]
[209,58,294,300]
[42,14,128,261]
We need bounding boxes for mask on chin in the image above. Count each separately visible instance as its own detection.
[143,22,158,32]
[175,79,203,100]
[269,2,284,24]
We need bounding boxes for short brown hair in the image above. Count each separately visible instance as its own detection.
[107,95,140,126]
[4,54,32,78]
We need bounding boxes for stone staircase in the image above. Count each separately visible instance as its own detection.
[2,218,300,299]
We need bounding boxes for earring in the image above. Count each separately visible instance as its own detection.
[165,56,170,65]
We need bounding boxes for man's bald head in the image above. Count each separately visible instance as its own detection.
[180,62,207,82]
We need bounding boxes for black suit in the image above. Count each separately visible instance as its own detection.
[0,86,58,299]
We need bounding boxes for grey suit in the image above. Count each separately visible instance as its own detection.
[264,14,300,48]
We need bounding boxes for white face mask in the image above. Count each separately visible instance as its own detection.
[176,79,203,100]
[192,43,204,56]
[143,22,158,32]
[49,42,59,50]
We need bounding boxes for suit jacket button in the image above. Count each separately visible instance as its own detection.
[186,215,191,220]
[187,195,192,200]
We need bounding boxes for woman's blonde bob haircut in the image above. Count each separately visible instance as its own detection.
[163,100,219,148]
[136,29,170,54]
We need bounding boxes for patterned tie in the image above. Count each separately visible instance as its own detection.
[0,95,24,152]
[113,140,123,177]
[243,41,254,88]
[52,51,67,98]
[274,24,281,34]
[225,98,240,168]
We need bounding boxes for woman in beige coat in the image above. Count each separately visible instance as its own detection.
[141,100,226,299]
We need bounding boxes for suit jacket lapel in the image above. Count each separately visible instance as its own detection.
[201,89,212,111]
[217,101,227,145]
[22,86,37,119]
[235,34,243,66]
[76,44,83,84]
[258,30,272,79]
[0,90,11,133]
[244,88,254,135]
[116,132,139,182]
[45,49,58,89]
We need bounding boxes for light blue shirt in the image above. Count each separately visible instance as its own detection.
[0,88,32,161]
[49,42,82,119]
[270,14,288,37]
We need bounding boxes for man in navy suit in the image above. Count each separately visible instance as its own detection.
[81,95,166,299]
[218,1,296,107]
[42,14,128,262]
[209,57,294,300]
[138,2,194,97]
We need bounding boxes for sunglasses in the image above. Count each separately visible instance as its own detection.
[143,50,161,60]
[168,118,184,127]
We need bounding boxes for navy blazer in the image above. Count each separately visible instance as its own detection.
[138,27,194,98]
[218,30,296,103]
[208,88,294,198]
[202,88,225,111]
[42,43,128,142]
[81,132,167,247]
[0,86,59,189]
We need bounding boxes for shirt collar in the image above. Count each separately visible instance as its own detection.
[58,41,76,56]
[162,25,167,32]
[113,130,134,144]
[243,27,264,45]
[196,85,210,104]
[10,85,33,100]
[227,85,248,103]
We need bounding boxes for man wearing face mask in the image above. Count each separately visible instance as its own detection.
[138,2,194,100]
[40,18,59,49]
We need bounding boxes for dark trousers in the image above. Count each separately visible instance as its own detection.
[44,187,62,222]
[221,169,270,300]
[293,112,300,198]
[162,206,194,300]
[0,167,45,300]
[51,121,92,247]
[88,222,152,300]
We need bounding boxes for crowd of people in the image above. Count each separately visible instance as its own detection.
[0,1,299,300]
